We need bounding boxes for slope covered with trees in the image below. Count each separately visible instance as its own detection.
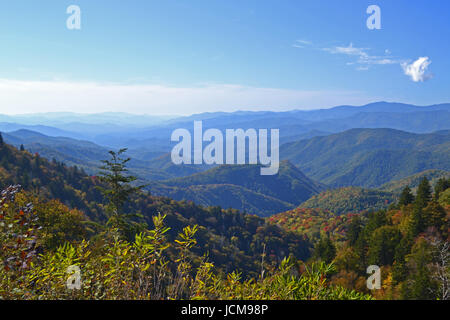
[268,208,359,242]
[149,160,324,216]
[271,176,450,299]
[0,138,372,300]
[281,128,450,188]
[0,139,311,278]
[380,169,450,194]
[298,187,396,215]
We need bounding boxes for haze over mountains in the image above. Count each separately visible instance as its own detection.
[2,102,449,146]
[2,101,450,216]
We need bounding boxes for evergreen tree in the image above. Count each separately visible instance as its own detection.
[434,177,450,200]
[0,132,3,147]
[392,237,412,283]
[365,210,388,235]
[406,239,436,300]
[313,235,336,264]
[354,233,367,269]
[410,178,433,237]
[415,177,432,209]
[97,148,146,238]
[367,225,402,266]
[20,144,25,151]
[398,186,414,206]
[410,206,424,238]
[347,216,362,246]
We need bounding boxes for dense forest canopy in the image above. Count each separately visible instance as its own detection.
[0,136,449,300]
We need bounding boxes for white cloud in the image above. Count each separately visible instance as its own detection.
[0,79,380,115]
[322,43,402,70]
[324,43,368,57]
[297,40,433,82]
[401,57,433,82]
[292,39,312,48]
[295,39,312,45]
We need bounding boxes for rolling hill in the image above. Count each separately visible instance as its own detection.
[380,169,450,194]
[150,183,295,216]
[268,207,357,242]
[2,130,198,182]
[0,140,311,277]
[298,187,396,215]
[148,160,325,216]
[281,128,450,188]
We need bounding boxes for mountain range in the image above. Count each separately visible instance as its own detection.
[148,161,324,216]
[2,101,449,216]
[281,128,450,188]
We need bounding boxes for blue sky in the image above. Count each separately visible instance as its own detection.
[0,0,448,115]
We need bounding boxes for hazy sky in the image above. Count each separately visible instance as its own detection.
[0,0,448,115]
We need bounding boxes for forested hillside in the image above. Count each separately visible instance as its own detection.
[0,139,311,278]
[0,139,374,300]
[1,130,449,300]
[270,177,450,299]
[299,187,396,215]
[148,161,324,216]
[268,208,359,242]
[281,128,450,187]
[381,169,450,194]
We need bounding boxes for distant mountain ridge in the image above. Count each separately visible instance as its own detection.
[148,161,325,216]
[380,169,450,194]
[281,128,450,188]
[2,102,449,148]
[2,102,449,216]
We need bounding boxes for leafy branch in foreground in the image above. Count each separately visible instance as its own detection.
[0,187,371,300]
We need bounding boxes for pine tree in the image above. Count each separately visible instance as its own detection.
[313,235,336,264]
[415,177,432,209]
[0,132,3,147]
[367,225,402,266]
[347,216,362,246]
[97,148,146,238]
[434,177,450,200]
[392,237,411,283]
[20,144,25,151]
[407,239,436,300]
[410,206,424,238]
[398,186,414,206]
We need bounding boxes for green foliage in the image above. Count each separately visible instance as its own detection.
[0,143,104,220]
[435,177,450,200]
[347,216,362,246]
[282,129,450,188]
[97,148,147,238]
[438,188,450,206]
[313,236,336,264]
[313,196,450,300]
[415,177,432,209]
[149,161,323,216]
[0,142,312,279]
[268,207,358,242]
[381,169,450,195]
[98,149,142,215]
[367,226,402,266]
[300,187,396,215]
[398,186,414,206]
[404,239,436,300]
[2,138,448,300]
[0,193,371,300]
